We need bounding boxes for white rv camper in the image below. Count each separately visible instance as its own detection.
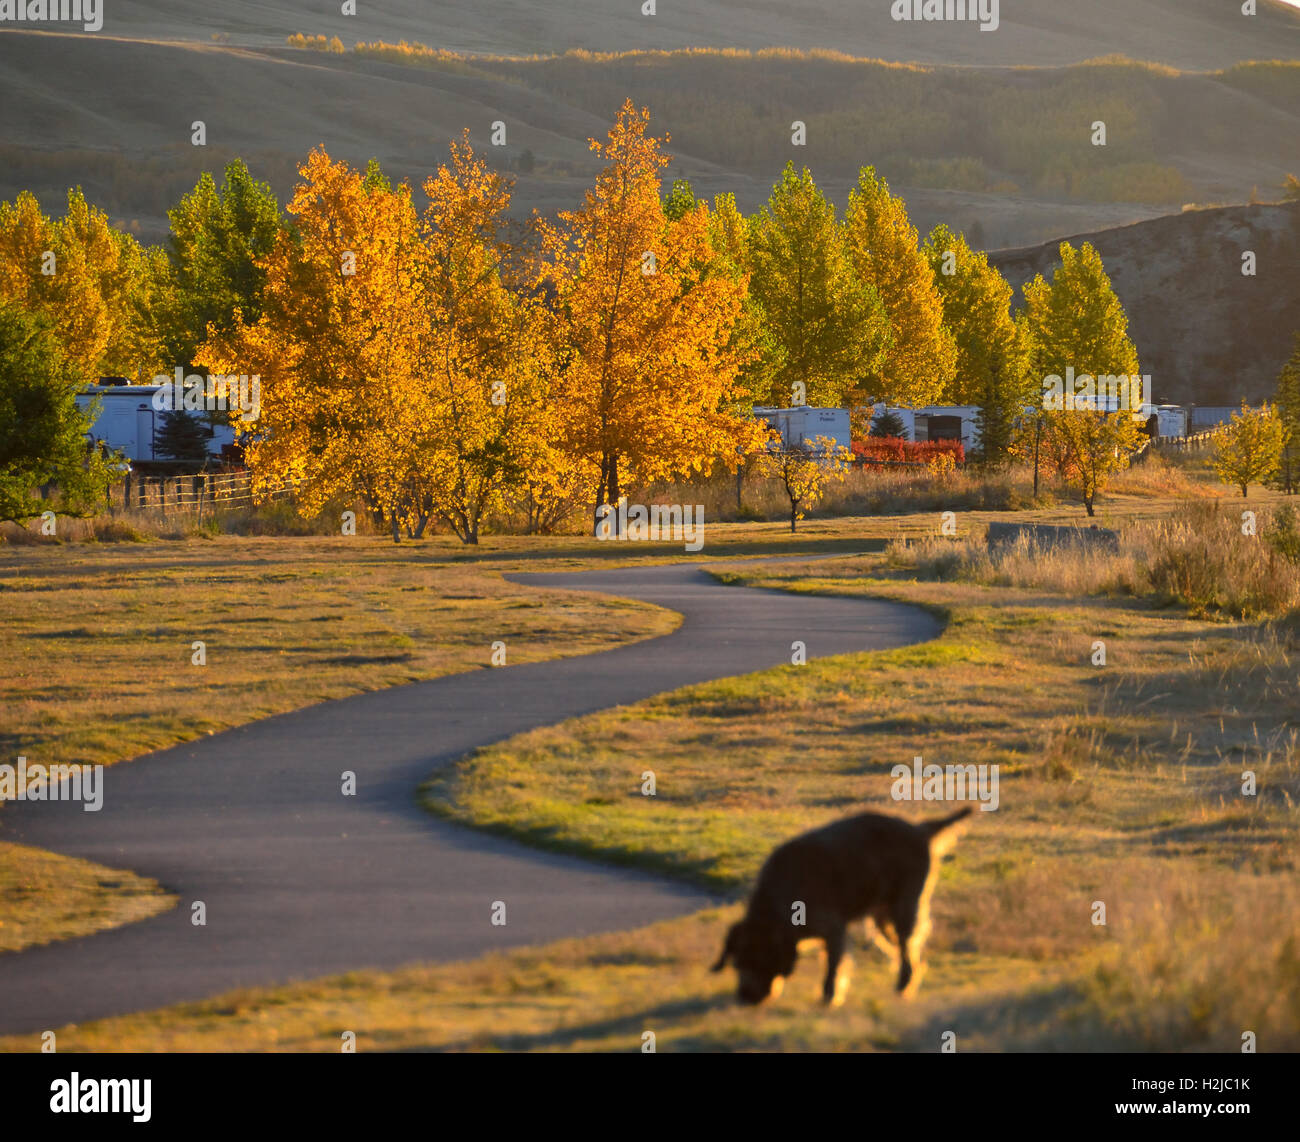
[75,382,235,464]
[753,406,852,454]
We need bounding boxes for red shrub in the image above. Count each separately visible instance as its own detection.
[851,437,965,464]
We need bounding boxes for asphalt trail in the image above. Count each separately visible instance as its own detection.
[0,560,940,1036]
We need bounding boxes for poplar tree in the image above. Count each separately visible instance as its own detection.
[1019,241,1139,383]
[923,223,1031,463]
[746,162,889,409]
[0,189,160,380]
[159,160,285,369]
[543,101,757,530]
[844,166,955,408]
[1271,332,1300,494]
[1018,240,1143,509]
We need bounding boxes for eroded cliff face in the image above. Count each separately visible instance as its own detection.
[992,203,1300,406]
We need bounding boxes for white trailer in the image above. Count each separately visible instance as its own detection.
[867,403,982,452]
[1152,405,1188,438]
[74,384,235,464]
[753,406,852,453]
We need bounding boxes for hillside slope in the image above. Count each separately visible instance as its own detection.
[1,33,1297,250]
[97,0,1300,69]
[991,203,1300,406]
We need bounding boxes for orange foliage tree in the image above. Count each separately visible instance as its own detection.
[203,143,553,542]
[203,148,425,539]
[541,101,761,531]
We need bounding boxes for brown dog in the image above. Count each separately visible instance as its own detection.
[710,807,973,1005]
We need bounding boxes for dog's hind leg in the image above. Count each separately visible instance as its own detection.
[821,926,848,1006]
[891,875,935,998]
[867,907,899,960]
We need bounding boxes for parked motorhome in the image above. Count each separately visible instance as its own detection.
[1188,406,1242,433]
[74,381,236,465]
[753,406,852,453]
[869,403,984,453]
[1149,405,1188,437]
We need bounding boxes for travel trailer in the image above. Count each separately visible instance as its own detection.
[74,381,236,465]
[753,406,852,454]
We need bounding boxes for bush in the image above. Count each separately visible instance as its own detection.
[1265,504,1300,565]
[895,501,1300,620]
[852,437,965,464]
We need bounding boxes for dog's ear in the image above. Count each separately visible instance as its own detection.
[710,922,741,972]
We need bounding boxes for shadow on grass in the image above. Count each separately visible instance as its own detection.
[425,992,738,1052]
[425,537,890,566]
[902,977,1098,1052]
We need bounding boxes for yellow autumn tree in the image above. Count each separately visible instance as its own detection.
[843,167,955,408]
[754,432,852,533]
[0,188,161,380]
[1214,403,1285,498]
[410,132,554,543]
[543,101,761,530]
[204,144,555,543]
[202,148,428,539]
[1050,408,1143,516]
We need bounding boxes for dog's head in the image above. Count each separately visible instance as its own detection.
[710,918,796,1005]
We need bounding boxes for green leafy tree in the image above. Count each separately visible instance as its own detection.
[158,160,285,368]
[746,162,890,408]
[663,178,697,221]
[844,167,955,407]
[1271,332,1300,494]
[1019,241,1140,384]
[1214,403,1285,497]
[923,224,1032,464]
[0,302,117,527]
[707,192,782,411]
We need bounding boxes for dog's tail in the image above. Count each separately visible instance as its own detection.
[921,806,974,844]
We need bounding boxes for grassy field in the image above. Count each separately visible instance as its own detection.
[0,535,685,777]
[4,470,1297,1050]
[0,843,173,955]
[0,533,688,950]
[0,520,912,952]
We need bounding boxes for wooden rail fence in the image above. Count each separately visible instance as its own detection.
[110,470,295,514]
[1154,429,1222,452]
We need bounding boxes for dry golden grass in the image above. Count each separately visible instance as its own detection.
[0,535,684,776]
[0,842,173,954]
[897,498,1300,619]
[5,482,1297,1050]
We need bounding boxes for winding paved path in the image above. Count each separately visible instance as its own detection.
[0,560,940,1036]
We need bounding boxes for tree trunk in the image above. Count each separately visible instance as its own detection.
[593,455,609,534]
[390,513,401,544]
[608,452,621,531]
[594,451,622,535]
[790,499,798,533]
